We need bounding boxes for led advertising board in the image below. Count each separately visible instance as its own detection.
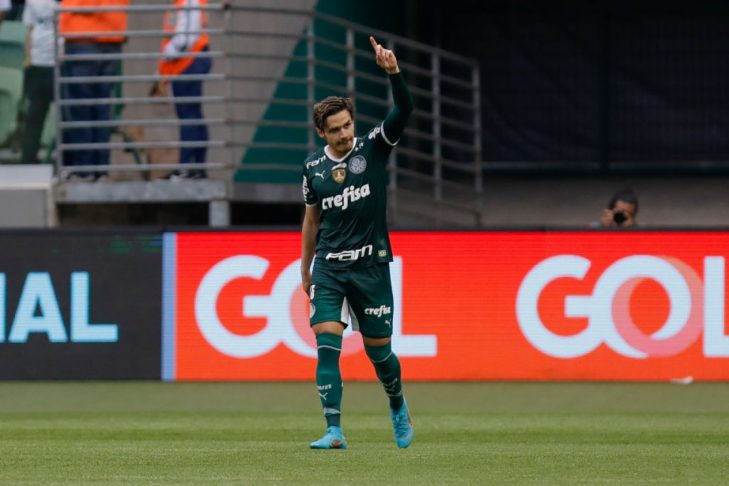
[0,232,162,379]
[163,231,729,381]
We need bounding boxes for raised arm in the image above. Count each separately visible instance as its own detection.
[370,36,413,143]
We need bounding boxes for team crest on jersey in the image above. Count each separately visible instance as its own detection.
[332,163,347,184]
[349,155,367,174]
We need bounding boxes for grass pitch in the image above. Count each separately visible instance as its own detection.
[1,382,729,484]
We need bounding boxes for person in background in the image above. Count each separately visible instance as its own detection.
[0,0,11,24]
[157,0,210,180]
[59,0,128,181]
[599,188,639,228]
[20,0,59,164]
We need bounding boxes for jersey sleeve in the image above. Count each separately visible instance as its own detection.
[362,122,399,166]
[381,73,413,145]
[302,167,318,207]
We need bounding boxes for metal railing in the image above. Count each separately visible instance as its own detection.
[53,2,227,180]
[52,2,483,226]
[226,5,483,226]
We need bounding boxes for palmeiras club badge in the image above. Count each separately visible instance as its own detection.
[349,155,367,174]
[332,163,347,184]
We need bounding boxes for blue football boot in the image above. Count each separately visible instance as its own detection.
[309,425,347,449]
[390,399,414,448]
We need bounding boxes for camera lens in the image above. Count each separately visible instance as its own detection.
[613,211,627,225]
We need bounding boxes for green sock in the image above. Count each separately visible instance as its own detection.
[365,342,404,411]
[315,333,343,427]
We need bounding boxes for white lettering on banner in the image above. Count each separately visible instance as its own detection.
[8,273,66,343]
[194,256,437,359]
[69,273,119,343]
[516,255,729,359]
[703,257,729,357]
[0,272,118,344]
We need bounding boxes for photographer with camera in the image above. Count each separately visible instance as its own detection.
[599,188,639,228]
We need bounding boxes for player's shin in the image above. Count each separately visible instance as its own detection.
[365,342,404,411]
[316,333,344,427]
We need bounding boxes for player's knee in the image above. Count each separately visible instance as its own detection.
[313,321,346,336]
[362,335,391,347]
[364,341,392,363]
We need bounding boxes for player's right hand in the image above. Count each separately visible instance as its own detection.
[370,36,399,74]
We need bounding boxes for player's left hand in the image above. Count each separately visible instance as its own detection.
[370,36,400,74]
[301,269,312,296]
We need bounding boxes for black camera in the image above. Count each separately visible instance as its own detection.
[613,211,628,225]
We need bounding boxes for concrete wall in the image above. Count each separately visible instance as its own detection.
[0,166,54,228]
[392,174,729,229]
[480,175,729,229]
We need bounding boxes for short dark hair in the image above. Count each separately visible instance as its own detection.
[608,188,639,214]
[313,96,354,132]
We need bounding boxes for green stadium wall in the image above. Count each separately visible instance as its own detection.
[234,0,408,184]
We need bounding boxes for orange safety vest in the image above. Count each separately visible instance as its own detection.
[59,0,129,44]
[159,0,209,76]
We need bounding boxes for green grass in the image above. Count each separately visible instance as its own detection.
[1,382,729,484]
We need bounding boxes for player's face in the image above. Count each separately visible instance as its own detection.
[318,109,355,158]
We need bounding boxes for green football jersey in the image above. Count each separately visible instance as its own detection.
[302,123,397,268]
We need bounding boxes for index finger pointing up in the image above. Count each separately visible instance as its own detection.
[369,36,380,51]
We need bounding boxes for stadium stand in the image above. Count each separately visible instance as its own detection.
[45,1,482,228]
[0,20,25,151]
[0,18,55,162]
[3,1,729,229]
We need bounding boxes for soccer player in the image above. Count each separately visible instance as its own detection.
[301,36,414,450]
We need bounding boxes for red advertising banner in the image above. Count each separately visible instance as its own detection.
[162,231,729,381]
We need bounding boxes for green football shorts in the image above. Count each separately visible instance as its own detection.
[309,262,394,338]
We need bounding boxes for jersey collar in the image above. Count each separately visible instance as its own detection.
[324,137,358,162]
